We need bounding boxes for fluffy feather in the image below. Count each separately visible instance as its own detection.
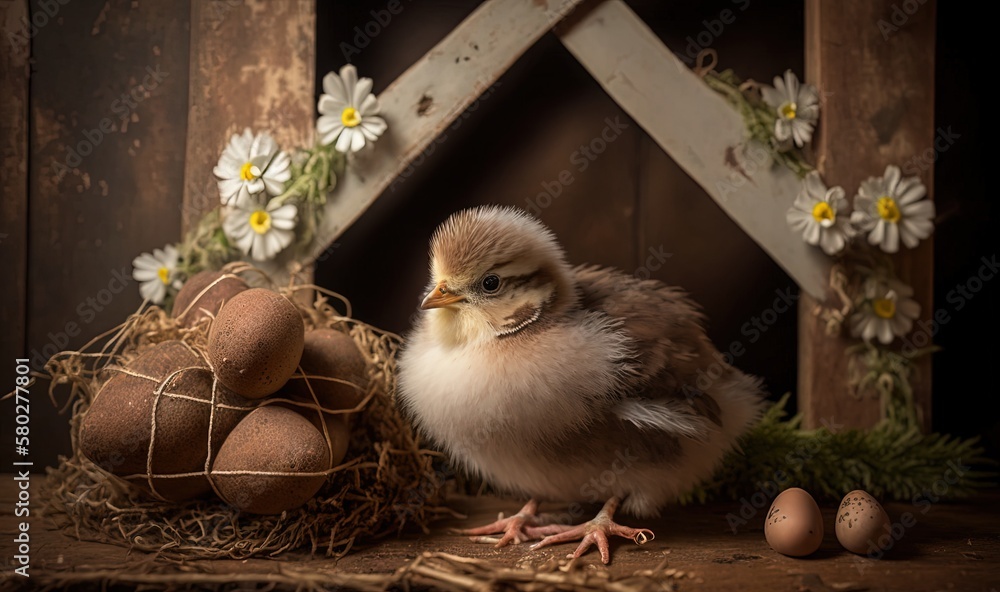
[398,206,765,517]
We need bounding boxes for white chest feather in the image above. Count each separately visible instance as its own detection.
[397,312,630,467]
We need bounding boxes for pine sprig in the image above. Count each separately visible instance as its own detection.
[683,395,994,504]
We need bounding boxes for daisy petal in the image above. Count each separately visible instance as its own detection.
[903,217,934,238]
[359,93,380,116]
[883,222,900,253]
[884,165,902,195]
[322,71,349,104]
[897,180,927,205]
[869,220,886,247]
[139,280,159,301]
[335,128,354,153]
[820,230,845,255]
[876,319,894,344]
[783,70,799,102]
[774,119,792,142]
[803,221,821,245]
[361,115,389,137]
[900,199,935,219]
[862,319,877,342]
[133,268,159,282]
[352,77,374,107]
[317,115,344,136]
[340,64,358,97]
[350,128,366,152]
[772,74,788,100]
[760,86,783,108]
[804,171,826,200]
[318,94,347,116]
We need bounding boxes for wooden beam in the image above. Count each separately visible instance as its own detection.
[555,0,829,299]
[26,0,192,466]
[800,0,935,430]
[0,0,30,461]
[305,0,585,264]
[182,0,316,233]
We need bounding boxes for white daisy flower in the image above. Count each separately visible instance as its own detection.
[132,245,182,304]
[850,165,935,254]
[223,196,298,262]
[317,64,387,153]
[761,70,820,148]
[786,171,853,255]
[850,277,921,345]
[213,128,292,206]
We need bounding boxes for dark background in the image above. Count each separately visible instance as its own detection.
[3,0,995,467]
[314,0,998,456]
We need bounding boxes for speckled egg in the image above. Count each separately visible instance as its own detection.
[275,386,351,469]
[208,288,305,399]
[764,487,824,557]
[285,328,369,413]
[80,340,250,501]
[836,489,892,554]
[172,270,249,327]
[211,406,331,514]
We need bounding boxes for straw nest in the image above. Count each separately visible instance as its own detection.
[38,264,447,560]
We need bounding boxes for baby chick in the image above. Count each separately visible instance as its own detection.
[398,206,764,563]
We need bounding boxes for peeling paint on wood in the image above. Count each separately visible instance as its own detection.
[182,0,316,232]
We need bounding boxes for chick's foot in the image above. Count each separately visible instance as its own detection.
[530,497,654,564]
[455,499,552,547]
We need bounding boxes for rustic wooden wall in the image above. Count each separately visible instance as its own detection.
[0,0,30,454]
[15,0,191,467]
[2,0,315,468]
[4,0,959,468]
[799,0,935,431]
[183,0,316,231]
[313,0,803,401]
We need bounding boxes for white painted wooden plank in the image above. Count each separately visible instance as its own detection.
[556,0,829,298]
[305,0,584,263]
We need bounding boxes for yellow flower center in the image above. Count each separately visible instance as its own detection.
[872,297,896,319]
[157,267,170,285]
[240,162,257,181]
[811,202,835,227]
[780,102,797,119]
[249,210,271,235]
[341,107,361,128]
[876,196,901,223]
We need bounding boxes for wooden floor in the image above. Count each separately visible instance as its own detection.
[2,479,999,591]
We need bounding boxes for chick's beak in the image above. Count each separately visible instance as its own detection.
[421,281,466,310]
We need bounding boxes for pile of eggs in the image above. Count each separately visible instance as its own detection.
[764,487,892,557]
[79,271,368,514]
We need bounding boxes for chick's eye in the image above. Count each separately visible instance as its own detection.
[481,274,501,293]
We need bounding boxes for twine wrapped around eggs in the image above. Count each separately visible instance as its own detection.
[39,263,447,559]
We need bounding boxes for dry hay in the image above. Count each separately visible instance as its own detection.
[37,264,448,560]
[14,551,690,591]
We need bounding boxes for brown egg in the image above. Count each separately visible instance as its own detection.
[172,270,249,327]
[210,406,331,514]
[80,341,250,501]
[764,487,824,557]
[835,490,892,554]
[275,390,352,468]
[208,288,304,399]
[285,328,369,413]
